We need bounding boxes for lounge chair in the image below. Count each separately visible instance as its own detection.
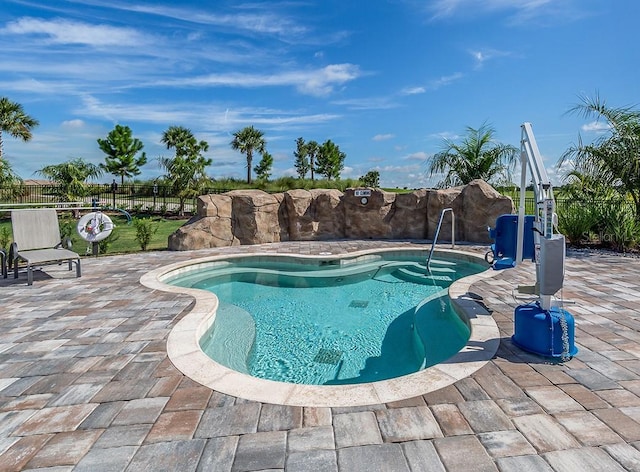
[0,248,6,278]
[9,208,81,285]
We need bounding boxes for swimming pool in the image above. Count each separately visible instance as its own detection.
[141,246,501,407]
[165,253,484,385]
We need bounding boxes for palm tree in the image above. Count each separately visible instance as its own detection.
[559,93,640,218]
[161,126,200,156]
[230,126,266,184]
[160,126,211,215]
[0,97,39,164]
[37,158,102,202]
[427,123,518,188]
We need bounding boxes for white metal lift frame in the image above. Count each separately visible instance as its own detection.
[516,122,562,310]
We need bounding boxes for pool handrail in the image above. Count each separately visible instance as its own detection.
[427,208,455,269]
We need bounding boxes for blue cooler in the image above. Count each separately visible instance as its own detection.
[512,303,578,358]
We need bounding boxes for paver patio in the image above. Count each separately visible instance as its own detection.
[1,240,640,471]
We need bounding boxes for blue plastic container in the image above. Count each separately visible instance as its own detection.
[512,303,578,358]
[488,214,535,269]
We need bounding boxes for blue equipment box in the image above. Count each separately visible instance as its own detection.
[512,303,578,358]
[488,214,535,269]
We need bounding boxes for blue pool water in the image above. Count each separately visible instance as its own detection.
[166,253,485,385]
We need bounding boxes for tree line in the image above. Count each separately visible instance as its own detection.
[1,96,379,213]
[3,93,639,219]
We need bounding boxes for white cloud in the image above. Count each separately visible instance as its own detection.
[2,17,150,47]
[405,152,428,161]
[372,134,395,141]
[425,0,589,25]
[76,96,340,131]
[469,48,511,68]
[299,64,362,96]
[581,120,611,133]
[341,165,356,177]
[401,86,426,95]
[148,63,362,97]
[104,2,309,38]
[61,119,85,129]
[331,96,397,110]
[428,0,554,20]
[428,73,464,90]
[430,131,459,141]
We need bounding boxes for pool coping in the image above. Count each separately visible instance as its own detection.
[140,247,503,407]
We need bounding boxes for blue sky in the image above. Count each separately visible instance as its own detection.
[1,0,639,188]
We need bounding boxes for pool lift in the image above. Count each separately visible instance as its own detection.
[488,122,577,360]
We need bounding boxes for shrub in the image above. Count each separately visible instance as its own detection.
[0,226,11,252]
[601,206,640,252]
[98,227,120,254]
[133,217,159,251]
[59,217,77,240]
[557,203,599,246]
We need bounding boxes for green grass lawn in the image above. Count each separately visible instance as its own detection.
[0,214,188,256]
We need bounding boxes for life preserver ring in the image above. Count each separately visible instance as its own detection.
[77,212,114,242]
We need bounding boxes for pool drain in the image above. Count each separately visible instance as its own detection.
[349,300,369,308]
[313,348,343,365]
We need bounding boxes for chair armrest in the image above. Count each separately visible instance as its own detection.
[56,238,74,250]
[9,242,18,260]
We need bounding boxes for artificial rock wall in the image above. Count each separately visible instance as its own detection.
[168,179,514,250]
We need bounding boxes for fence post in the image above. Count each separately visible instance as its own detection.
[111,180,117,208]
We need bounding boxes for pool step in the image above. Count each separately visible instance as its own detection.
[393,267,453,284]
[188,259,457,289]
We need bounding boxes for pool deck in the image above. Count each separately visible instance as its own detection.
[1,240,639,471]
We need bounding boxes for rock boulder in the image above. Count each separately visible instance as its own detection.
[167,182,514,250]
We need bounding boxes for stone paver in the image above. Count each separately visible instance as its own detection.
[24,429,103,468]
[1,242,640,471]
[544,446,629,472]
[434,435,498,472]
[402,440,445,472]
[495,455,555,472]
[603,443,640,472]
[288,425,335,452]
[429,403,474,436]
[524,386,585,414]
[333,411,382,448]
[592,407,640,442]
[375,406,443,442]
[195,436,238,472]
[511,414,581,453]
[554,411,622,446]
[337,444,410,472]
[458,400,514,433]
[126,439,207,472]
[194,403,261,438]
[478,430,537,458]
[231,431,287,471]
[286,449,338,472]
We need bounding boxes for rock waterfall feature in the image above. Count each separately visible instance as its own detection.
[168,180,513,250]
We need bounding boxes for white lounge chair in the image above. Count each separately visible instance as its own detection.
[10,209,81,285]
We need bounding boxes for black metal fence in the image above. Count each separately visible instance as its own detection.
[0,183,234,215]
[517,197,637,218]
